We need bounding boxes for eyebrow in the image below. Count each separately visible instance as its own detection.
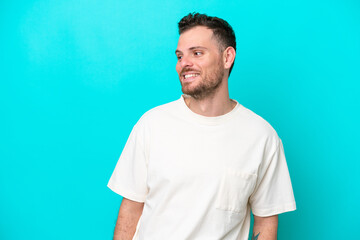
[175,46,208,54]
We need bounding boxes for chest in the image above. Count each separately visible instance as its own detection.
[146,123,263,185]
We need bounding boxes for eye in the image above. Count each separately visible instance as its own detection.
[194,51,203,56]
[176,55,183,60]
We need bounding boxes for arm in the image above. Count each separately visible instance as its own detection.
[251,215,278,240]
[113,198,144,240]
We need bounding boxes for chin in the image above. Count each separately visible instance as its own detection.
[181,83,198,93]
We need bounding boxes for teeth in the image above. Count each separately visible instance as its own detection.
[184,74,199,79]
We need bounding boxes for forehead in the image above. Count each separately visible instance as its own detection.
[177,26,218,51]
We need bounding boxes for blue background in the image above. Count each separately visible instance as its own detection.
[1,0,359,239]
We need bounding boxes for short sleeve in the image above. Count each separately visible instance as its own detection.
[249,138,296,216]
[107,121,148,202]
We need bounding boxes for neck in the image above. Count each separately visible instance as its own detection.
[184,80,236,117]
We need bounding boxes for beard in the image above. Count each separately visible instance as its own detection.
[180,62,225,100]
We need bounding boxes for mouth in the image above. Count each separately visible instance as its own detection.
[181,72,200,83]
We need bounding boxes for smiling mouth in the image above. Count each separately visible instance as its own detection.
[182,73,200,82]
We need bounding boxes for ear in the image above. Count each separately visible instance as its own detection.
[223,47,236,70]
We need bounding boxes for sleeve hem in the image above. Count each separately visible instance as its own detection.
[107,182,147,203]
[252,202,296,217]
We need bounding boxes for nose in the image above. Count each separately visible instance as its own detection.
[179,55,193,68]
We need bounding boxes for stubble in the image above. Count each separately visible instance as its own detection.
[181,61,225,100]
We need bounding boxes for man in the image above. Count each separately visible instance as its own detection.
[108,13,296,240]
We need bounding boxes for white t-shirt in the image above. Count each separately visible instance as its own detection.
[108,95,296,240]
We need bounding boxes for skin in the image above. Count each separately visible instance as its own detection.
[112,26,278,240]
[113,198,144,240]
[252,215,278,240]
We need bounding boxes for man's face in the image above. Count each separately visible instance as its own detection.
[175,26,225,100]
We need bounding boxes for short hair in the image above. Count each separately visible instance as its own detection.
[178,12,236,75]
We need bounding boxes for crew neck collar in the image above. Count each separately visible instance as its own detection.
[178,95,243,125]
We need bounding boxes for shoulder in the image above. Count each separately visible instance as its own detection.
[236,104,281,147]
[241,105,277,132]
[133,98,181,128]
[126,99,180,144]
